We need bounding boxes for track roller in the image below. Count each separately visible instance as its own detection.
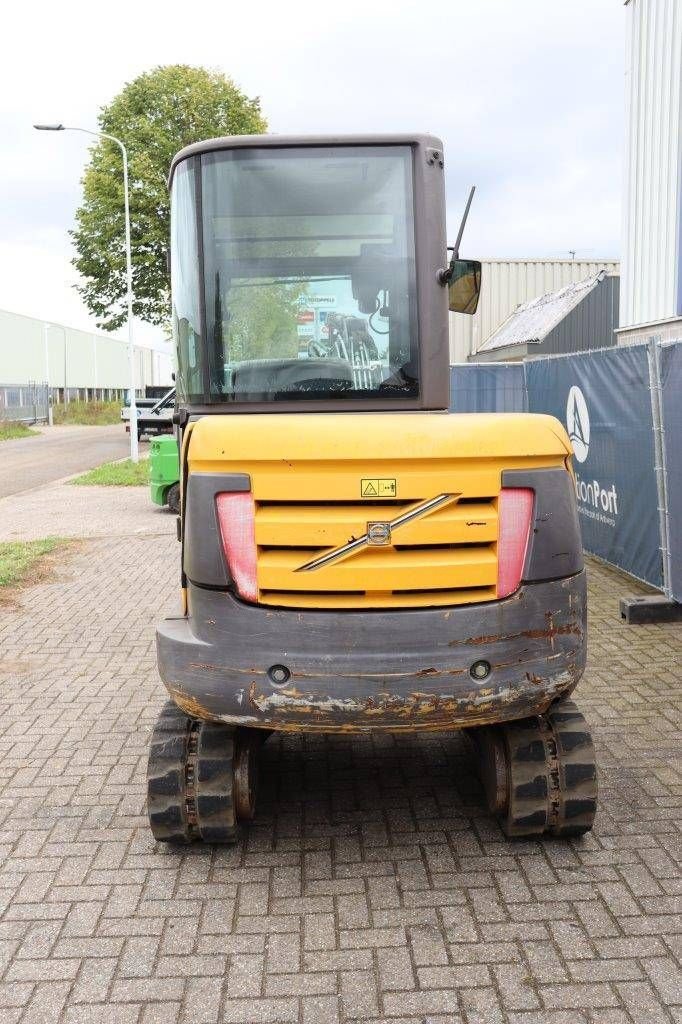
[470,699,598,839]
[146,700,262,844]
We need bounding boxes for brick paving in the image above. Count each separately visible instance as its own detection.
[0,487,680,1023]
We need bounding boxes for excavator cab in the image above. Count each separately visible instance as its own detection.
[147,135,597,845]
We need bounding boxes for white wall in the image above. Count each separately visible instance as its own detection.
[0,308,174,391]
[620,0,682,330]
[450,259,619,362]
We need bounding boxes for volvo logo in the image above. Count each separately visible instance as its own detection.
[367,522,392,546]
[296,493,456,572]
[566,384,590,463]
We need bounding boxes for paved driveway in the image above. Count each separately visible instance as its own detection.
[0,425,134,498]
[0,486,679,1024]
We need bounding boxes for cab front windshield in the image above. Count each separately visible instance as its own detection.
[171,145,418,403]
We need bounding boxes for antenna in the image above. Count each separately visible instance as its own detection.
[452,185,476,259]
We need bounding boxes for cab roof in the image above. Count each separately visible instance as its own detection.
[168,133,443,186]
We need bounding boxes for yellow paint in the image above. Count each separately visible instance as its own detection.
[189,411,572,466]
[187,411,571,609]
[255,500,497,548]
[259,546,496,591]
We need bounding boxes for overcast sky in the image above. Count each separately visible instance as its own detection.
[1,0,625,344]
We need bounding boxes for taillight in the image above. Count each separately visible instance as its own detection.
[497,488,534,598]
[215,492,258,602]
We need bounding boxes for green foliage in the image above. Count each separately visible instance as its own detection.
[52,400,122,425]
[0,422,38,441]
[72,458,150,486]
[0,538,65,589]
[223,283,302,362]
[72,65,267,332]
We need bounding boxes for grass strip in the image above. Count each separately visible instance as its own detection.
[71,458,149,486]
[0,422,39,441]
[0,538,67,589]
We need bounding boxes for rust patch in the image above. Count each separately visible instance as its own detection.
[525,672,544,686]
[181,665,578,735]
[248,680,259,712]
[242,674,577,730]
[449,622,581,648]
[169,687,219,722]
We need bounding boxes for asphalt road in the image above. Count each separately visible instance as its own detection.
[0,424,140,498]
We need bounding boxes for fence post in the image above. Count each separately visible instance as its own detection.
[647,338,671,597]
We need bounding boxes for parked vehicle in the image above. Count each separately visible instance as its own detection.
[149,435,180,513]
[121,387,175,440]
[146,133,596,845]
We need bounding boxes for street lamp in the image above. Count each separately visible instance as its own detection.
[34,123,139,461]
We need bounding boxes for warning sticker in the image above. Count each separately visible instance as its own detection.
[361,478,397,497]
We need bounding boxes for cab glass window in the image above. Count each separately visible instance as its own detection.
[199,146,418,402]
[171,160,203,401]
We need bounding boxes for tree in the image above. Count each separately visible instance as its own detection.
[71,65,267,332]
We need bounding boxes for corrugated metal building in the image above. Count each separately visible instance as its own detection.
[472,272,619,362]
[0,308,174,401]
[619,0,682,344]
[450,258,619,362]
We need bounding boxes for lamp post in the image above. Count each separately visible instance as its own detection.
[63,324,68,405]
[34,123,139,461]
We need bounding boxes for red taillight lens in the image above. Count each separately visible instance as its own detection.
[215,492,258,603]
[497,487,534,598]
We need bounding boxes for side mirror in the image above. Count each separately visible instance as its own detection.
[446,258,481,315]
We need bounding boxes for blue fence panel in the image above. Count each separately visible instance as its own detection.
[449,363,527,413]
[525,347,662,589]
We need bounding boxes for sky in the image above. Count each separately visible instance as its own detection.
[0,0,625,345]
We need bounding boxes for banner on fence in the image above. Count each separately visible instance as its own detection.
[526,346,663,589]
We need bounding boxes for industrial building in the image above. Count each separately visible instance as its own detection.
[473,271,619,362]
[618,0,682,345]
[0,307,173,403]
[449,258,619,362]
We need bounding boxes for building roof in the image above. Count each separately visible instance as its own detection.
[477,271,608,353]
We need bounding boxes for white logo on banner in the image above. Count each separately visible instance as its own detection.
[566,385,590,463]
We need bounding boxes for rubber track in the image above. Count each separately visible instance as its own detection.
[195,722,239,843]
[500,699,597,839]
[503,719,552,838]
[546,699,598,837]
[146,701,239,844]
[147,701,193,842]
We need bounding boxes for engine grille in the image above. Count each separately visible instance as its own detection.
[254,494,498,609]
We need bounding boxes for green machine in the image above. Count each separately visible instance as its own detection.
[149,435,180,513]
